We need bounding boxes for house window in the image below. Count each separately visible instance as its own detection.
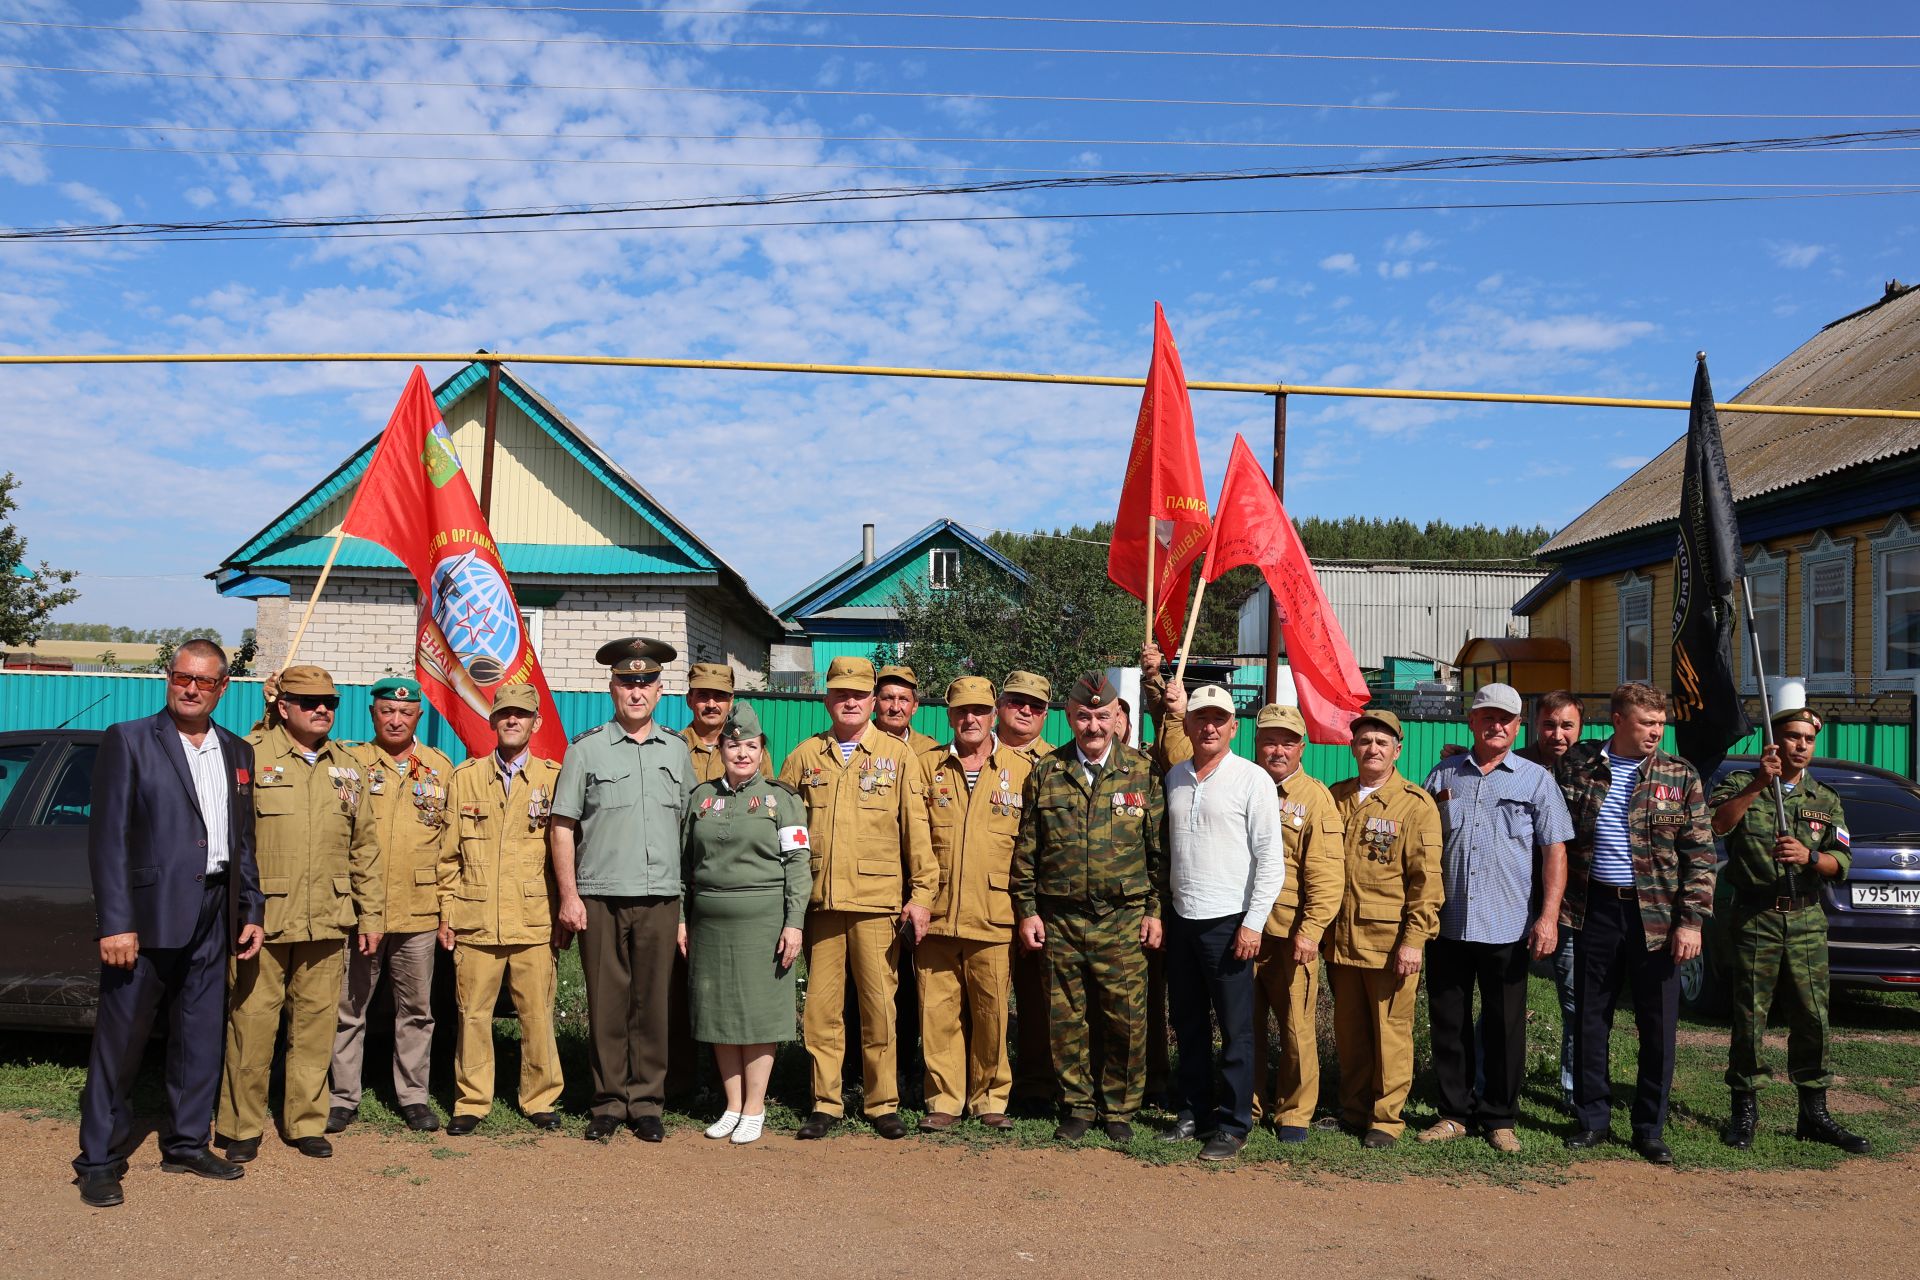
[1742,549,1786,691]
[1618,571,1653,684]
[929,548,960,591]
[519,607,545,659]
[1871,515,1920,685]
[1800,531,1853,691]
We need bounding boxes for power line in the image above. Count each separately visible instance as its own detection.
[9,190,1913,247]
[4,59,1914,121]
[9,15,1918,70]
[12,116,1915,155]
[161,2,1920,42]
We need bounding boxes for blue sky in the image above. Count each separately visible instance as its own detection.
[1,0,1913,640]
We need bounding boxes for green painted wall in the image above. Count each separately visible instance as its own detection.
[842,530,980,607]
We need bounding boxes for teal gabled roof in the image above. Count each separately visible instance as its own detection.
[783,519,1027,623]
[212,361,785,634]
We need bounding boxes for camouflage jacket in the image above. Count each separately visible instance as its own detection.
[1011,741,1166,920]
[1709,768,1852,892]
[1553,739,1716,949]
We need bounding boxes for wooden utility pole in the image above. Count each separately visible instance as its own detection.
[479,354,502,520]
[1264,391,1287,703]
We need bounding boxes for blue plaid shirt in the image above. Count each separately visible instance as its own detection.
[1425,751,1574,945]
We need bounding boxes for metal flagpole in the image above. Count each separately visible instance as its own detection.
[1738,575,1794,892]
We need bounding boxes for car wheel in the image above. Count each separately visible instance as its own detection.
[1678,949,1727,1017]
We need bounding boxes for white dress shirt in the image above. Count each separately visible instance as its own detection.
[1165,751,1285,929]
[177,728,230,875]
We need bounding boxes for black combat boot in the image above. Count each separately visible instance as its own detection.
[1796,1088,1870,1154]
[1722,1091,1758,1149]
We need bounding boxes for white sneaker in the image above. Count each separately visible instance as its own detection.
[730,1113,765,1145]
[704,1111,741,1139]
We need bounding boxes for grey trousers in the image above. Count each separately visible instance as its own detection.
[330,929,437,1110]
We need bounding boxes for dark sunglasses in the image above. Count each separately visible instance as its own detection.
[1002,696,1047,713]
[286,694,340,712]
[614,673,660,688]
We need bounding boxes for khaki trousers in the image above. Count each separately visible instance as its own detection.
[330,929,437,1110]
[916,935,1013,1116]
[453,942,563,1117]
[1251,938,1322,1128]
[218,939,346,1142]
[1329,961,1419,1137]
[803,910,901,1117]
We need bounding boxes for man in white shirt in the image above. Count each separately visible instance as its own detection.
[1158,685,1285,1160]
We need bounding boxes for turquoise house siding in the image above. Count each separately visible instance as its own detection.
[842,530,970,607]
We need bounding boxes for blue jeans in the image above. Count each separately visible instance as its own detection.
[1553,931,1578,1102]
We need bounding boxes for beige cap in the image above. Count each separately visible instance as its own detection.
[876,664,919,691]
[945,675,996,709]
[687,662,735,694]
[277,665,338,697]
[825,655,877,692]
[490,683,540,715]
[1187,684,1236,716]
[1255,704,1306,737]
[1351,708,1404,741]
[1001,670,1051,703]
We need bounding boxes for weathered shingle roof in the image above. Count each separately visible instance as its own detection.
[1541,282,1920,556]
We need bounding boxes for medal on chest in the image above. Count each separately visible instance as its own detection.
[369,767,385,796]
[527,785,550,831]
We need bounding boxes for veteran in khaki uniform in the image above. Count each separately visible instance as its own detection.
[1326,709,1442,1148]
[328,677,453,1136]
[995,669,1058,1109]
[439,685,565,1134]
[1248,703,1346,1139]
[779,656,937,1140]
[914,676,1032,1132]
[1011,673,1167,1145]
[875,664,940,753]
[218,666,383,1161]
[681,662,771,785]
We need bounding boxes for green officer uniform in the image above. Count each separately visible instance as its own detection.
[1010,673,1166,1127]
[219,666,385,1147]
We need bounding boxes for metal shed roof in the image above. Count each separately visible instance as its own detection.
[1541,281,1920,556]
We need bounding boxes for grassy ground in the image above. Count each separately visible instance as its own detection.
[8,946,1914,1183]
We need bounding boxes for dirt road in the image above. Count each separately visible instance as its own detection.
[6,1113,1915,1278]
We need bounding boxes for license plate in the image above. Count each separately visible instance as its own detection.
[1851,883,1920,908]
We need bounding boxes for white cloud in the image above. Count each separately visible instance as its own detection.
[1500,315,1656,353]
[57,182,120,221]
[1609,454,1652,470]
[1384,230,1435,256]
[1768,241,1827,270]
[1319,252,1358,273]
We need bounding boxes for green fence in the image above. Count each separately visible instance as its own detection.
[1,671,1910,784]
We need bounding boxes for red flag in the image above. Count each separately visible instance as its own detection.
[1205,435,1370,744]
[1108,302,1211,656]
[341,367,569,761]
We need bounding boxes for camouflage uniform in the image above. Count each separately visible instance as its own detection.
[1011,741,1166,1122]
[1709,769,1849,1091]
[1554,742,1717,947]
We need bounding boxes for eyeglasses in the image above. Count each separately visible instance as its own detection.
[1002,697,1047,714]
[167,671,225,692]
[614,673,660,688]
[286,695,340,712]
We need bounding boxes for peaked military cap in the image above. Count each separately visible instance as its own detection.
[277,665,338,697]
[876,664,919,690]
[369,675,422,703]
[1067,671,1120,708]
[688,662,735,694]
[720,703,764,743]
[945,675,996,709]
[490,683,540,715]
[595,636,676,674]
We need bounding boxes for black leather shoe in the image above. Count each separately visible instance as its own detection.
[1797,1089,1871,1154]
[1564,1127,1610,1150]
[325,1106,356,1135]
[1199,1132,1246,1162]
[400,1104,440,1132]
[76,1170,124,1207]
[630,1116,665,1143]
[795,1111,839,1141]
[1632,1135,1673,1165]
[868,1112,908,1140]
[445,1115,481,1136]
[1723,1091,1758,1149]
[1361,1128,1397,1149]
[1276,1125,1310,1144]
[160,1149,244,1180]
[1160,1117,1198,1143]
[528,1111,563,1132]
[223,1136,261,1164]
[1053,1117,1092,1142]
[293,1136,333,1159]
[1102,1120,1134,1144]
[583,1115,621,1143]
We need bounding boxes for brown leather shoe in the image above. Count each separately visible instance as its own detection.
[918,1111,959,1133]
[1418,1118,1469,1143]
[976,1113,1015,1130]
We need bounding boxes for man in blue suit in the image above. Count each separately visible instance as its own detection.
[73,638,264,1208]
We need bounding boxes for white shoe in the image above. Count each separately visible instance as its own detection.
[704,1111,741,1139]
[730,1113,765,1145]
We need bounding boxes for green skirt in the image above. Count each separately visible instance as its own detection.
[688,886,798,1045]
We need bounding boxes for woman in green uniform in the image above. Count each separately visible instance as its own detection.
[679,705,809,1145]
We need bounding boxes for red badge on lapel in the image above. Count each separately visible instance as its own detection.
[236,767,250,786]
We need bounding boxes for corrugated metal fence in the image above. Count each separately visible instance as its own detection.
[2,671,1909,784]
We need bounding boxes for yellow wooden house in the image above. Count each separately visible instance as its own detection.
[1516,280,1920,702]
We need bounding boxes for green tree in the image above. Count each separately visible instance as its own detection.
[0,472,79,647]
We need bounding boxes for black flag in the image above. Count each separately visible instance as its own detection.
[1671,355,1750,775]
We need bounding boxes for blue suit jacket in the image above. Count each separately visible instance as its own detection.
[88,710,263,949]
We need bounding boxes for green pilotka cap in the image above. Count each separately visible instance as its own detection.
[720,704,764,743]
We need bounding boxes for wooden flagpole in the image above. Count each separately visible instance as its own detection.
[281,525,349,671]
